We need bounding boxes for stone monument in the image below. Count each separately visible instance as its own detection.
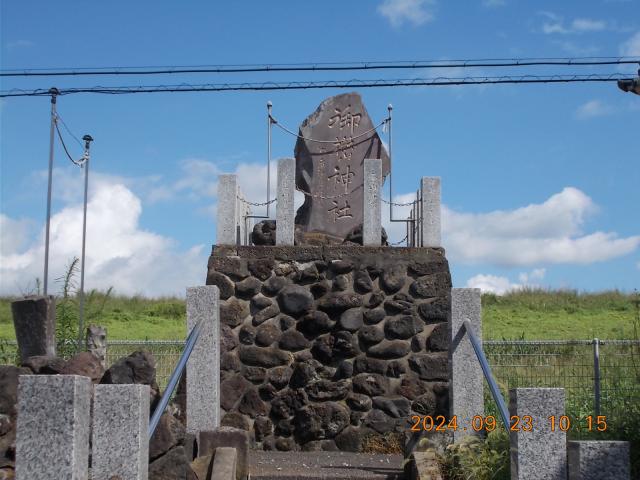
[294,92,390,241]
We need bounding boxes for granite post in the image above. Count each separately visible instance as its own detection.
[86,324,107,369]
[92,384,150,480]
[363,158,382,246]
[11,295,56,362]
[449,288,483,441]
[420,177,441,247]
[237,186,251,246]
[217,174,238,245]
[567,441,630,480]
[186,286,220,436]
[16,375,91,480]
[276,157,295,246]
[510,388,567,480]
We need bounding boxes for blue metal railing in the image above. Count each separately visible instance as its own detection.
[148,317,203,438]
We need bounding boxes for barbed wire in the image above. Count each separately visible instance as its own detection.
[270,116,388,144]
[1,73,633,97]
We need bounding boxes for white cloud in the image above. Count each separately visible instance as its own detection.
[540,13,608,35]
[467,268,546,295]
[384,186,640,267]
[378,0,435,28]
[0,179,205,297]
[575,100,614,119]
[620,31,640,57]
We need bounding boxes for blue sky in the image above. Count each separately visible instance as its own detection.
[1,0,639,297]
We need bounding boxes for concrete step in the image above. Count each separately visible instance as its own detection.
[248,451,404,479]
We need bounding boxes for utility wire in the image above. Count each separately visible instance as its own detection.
[0,73,633,98]
[1,56,639,77]
[56,113,83,147]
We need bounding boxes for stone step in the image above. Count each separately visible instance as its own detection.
[248,451,404,479]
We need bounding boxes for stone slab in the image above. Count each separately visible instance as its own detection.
[186,286,221,436]
[217,174,238,245]
[363,158,382,246]
[199,428,249,480]
[211,447,237,480]
[11,295,56,362]
[294,92,390,238]
[92,384,150,480]
[249,451,403,479]
[509,388,566,480]
[85,324,107,369]
[15,374,91,480]
[449,288,482,442]
[567,441,630,480]
[420,177,441,248]
[276,157,296,246]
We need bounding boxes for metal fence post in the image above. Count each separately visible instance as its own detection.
[593,337,601,417]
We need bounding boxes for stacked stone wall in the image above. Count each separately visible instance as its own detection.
[206,245,452,451]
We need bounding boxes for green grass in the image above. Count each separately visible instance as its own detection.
[1,288,638,340]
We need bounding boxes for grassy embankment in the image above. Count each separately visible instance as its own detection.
[0,289,637,340]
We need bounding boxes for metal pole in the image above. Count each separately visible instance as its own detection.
[267,100,272,218]
[78,135,93,351]
[593,338,601,416]
[43,87,59,295]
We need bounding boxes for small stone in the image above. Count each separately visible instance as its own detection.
[335,360,354,379]
[274,263,294,277]
[61,351,104,383]
[338,308,363,332]
[426,322,449,351]
[238,346,291,368]
[235,277,262,298]
[352,373,389,397]
[263,276,289,296]
[353,355,386,375]
[209,255,250,280]
[384,299,413,315]
[332,274,350,291]
[393,293,414,303]
[206,271,235,299]
[293,264,321,283]
[318,293,362,313]
[298,310,335,335]
[366,291,385,308]
[271,389,308,419]
[21,355,66,374]
[306,379,350,401]
[310,280,331,298]
[221,411,251,431]
[220,324,238,353]
[276,437,296,451]
[409,273,450,299]
[221,352,241,372]
[363,308,386,324]
[302,439,339,451]
[384,315,424,340]
[149,412,184,461]
[367,339,411,359]
[331,331,359,358]
[289,361,320,388]
[359,325,384,345]
[251,295,273,311]
[408,259,448,276]
[148,446,194,480]
[335,425,373,452]
[239,324,256,345]
[294,402,349,442]
[386,359,408,378]
[408,352,448,380]
[411,334,427,352]
[379,265,406,294]
[396,374,428,400]
[372,396,411,418]
[279,329,311,351]
[412,390,437,416]
[311,336,333,363]
[275,418,294,438]
[258,383,277,401]
[364,409,396,434]
[269,366,293,390]
[353,269,373,293]
[254,416,273,441]
[239,388,269,417]
[417,298,449,323]
[220,375,251,410]
[346,393,373,411]
[248,258,275,281]
[0,366,31,417]
[277,285,315,316]
[221,299,249,327]
[329,259,353,274]
[253,304,280,326]
[242,366,267,384]
[262,435,277,450]
[250,220,276,246]
[255,323,282,347]
[279,315,296,331]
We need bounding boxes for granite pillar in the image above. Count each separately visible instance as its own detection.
[509,388,567,480]
[11,295,56,362]
[92,384,150,480]
[16,375,91,480]
[568,441,630,480]
[420,177,441,247]
[217,174,238,245]
[186,286,221,436]
[363,158,382,246]
[449,288,483,441]
[276,157,295,246]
